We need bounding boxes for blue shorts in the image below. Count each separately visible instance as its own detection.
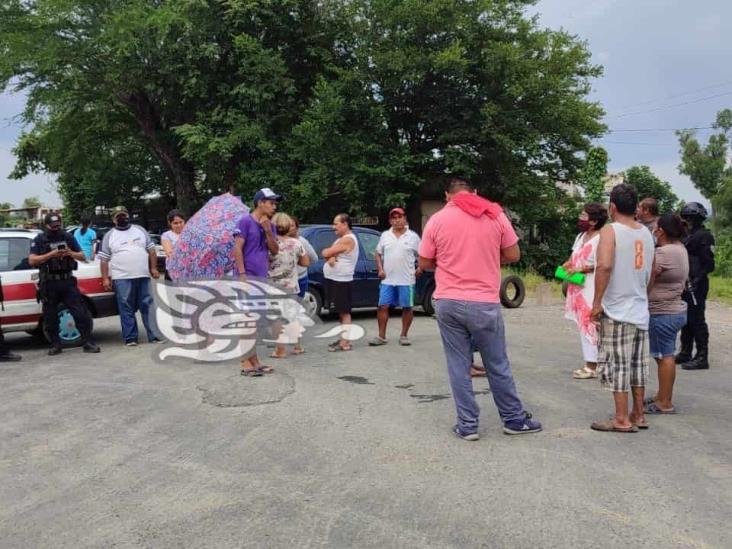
[649,312,687,359]
[379,284,414,308]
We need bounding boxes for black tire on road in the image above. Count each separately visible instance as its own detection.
[500,275,526,308]
[42,303,93,348]
[422,283,436,316]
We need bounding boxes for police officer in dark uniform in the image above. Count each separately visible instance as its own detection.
[677,202,714,370]
[28,213,101,356]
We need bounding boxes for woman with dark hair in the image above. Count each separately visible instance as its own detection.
[161,210,186,280]
[645,213,689,415]
[563,202,608,379]
[73,216,97,261]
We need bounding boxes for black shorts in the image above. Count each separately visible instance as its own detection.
[325,279,353,314]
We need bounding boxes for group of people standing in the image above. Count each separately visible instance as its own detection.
[564,186,715,432]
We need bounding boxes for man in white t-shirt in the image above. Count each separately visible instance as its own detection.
[99,206,162,346]
[369,208,422,346]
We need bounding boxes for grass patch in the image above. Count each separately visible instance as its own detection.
[709,276,732,306]
[502,268,563,297]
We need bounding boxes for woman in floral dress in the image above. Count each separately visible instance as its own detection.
[268,213,311,358]
[563,203,608,379]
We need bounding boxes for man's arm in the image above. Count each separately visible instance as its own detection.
[97,231,114,290]
[259,217,279,255]
[418,256,436,271]
[500,243,520,265]
[591,225,616,321]
[148,249,159,278]
[29,249,62,268]
[234,236,246,275]
[322,237,354,259]
[66,234,85,262]
[375,253,386,279]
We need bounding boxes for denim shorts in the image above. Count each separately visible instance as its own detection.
[649,312,687,359]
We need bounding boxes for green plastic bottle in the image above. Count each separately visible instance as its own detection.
[555,265,585,286]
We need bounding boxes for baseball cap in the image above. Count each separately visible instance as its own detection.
[44,213,62,226]
[253,188,283,205]
[389,207,406,217]
[110,206,129,219]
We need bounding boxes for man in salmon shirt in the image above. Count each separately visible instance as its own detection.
[419,177,542,440]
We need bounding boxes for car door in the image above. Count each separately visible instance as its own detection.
[0,236,41,328]
[354,230,382,307]
[307,228,338,286]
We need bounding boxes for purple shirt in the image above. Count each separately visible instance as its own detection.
[234,214,270,277]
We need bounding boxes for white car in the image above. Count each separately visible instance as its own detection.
[0,229,118,347]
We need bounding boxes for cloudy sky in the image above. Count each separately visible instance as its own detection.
[1,0,730,208]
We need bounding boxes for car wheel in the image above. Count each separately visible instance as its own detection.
[43,304,93,348]
[422,283,436,316]
[500,275,526,309]
[302,288,323,318]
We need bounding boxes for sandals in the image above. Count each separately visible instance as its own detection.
[645,401,676,414]
[328,341,352,352]
[269,352,288,359]
[368,337,387,346]
[240,368,263,377]
[629,414,649,430]
[590,420,638,433]
[399,336,411,346]
[573,366,598,379]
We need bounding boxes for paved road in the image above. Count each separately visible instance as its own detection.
[1,299,731,548]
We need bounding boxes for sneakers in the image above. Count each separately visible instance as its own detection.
[83,342,101,353]
[452,425,480,441]
[48,345,63,356]
[503,412,542,435]
[125,341,138,347]
[368,337,387,346]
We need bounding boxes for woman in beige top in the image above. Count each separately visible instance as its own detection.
[645,213,690,415]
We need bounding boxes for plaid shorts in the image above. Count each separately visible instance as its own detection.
[596,316,649,392]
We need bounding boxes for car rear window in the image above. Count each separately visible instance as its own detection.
[0,237,32,271]
[309,230,338,258]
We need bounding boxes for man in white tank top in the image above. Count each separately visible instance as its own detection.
[322,213,359,351]
[590,184,655,433]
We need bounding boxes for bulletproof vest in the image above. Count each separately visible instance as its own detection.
[37,231,78,274]
[685,226,714,279]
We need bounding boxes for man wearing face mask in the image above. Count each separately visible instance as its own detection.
[98,206,162,346]
[28,214,101,355]
[677,202,715,370]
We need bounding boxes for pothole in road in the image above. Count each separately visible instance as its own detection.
[197,371,295,407]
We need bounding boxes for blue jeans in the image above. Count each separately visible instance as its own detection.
[114,278,159,343]
[434,299,525,432]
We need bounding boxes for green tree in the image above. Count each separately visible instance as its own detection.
[2,0,605,256]
[21,196,41,208]
[677,109,732,216]
[624,165,679,214]
[578,147,608,202]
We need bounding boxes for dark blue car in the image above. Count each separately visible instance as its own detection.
[299,225,436,317]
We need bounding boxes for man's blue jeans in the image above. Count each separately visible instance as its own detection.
[114,278,158,343]
[434,299,525,433]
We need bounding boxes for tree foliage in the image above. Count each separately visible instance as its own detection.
[624,165,679,214]
[1,0,605,267]
[578,146,608,202]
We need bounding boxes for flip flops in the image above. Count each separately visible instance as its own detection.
[590,420,638,433]
[240,368,263,377]
[573,366,598,379]
[645,402,676,414]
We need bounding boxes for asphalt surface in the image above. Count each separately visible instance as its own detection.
[1,297,731,548]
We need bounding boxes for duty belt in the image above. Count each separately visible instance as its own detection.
[43,272,72,281]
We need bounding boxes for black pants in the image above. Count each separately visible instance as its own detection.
[681,276,709,352]
[42,277,93,345]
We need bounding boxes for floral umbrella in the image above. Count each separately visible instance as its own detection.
[166,193,249,280]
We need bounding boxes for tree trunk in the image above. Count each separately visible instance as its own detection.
[116,91,199,216]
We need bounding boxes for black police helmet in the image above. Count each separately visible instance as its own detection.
[680,202,708,220]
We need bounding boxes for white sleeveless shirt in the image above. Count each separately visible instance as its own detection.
[324,233,359,282]
[602,223,655,329]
